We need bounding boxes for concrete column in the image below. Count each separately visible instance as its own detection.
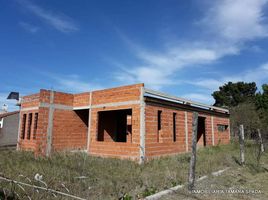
[211,116,215,146]
[16,110,21,150]
[87,92,92,153]
[139,86,145,164]
[184,111,188,152]
[46,91,54,156]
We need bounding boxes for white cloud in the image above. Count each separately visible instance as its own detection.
[115,41,240,89]
[183,62,268,105]
[114,0,268,89]
[190,62,268,91]
[202,0,268,41]
[19,21,39,33]
[18,0,79,33]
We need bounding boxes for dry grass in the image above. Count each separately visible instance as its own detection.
[0,141,267,199]
[164,141,268,200]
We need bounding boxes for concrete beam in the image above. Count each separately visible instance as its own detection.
[91,100,140,109]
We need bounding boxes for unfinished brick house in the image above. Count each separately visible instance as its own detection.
[18,83,230,162]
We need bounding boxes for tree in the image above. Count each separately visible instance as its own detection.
[256,84,268,109]
[212,82,257,107]
[255,84,268,130]
[230,102,260,138]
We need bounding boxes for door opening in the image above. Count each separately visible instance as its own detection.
[197,116,206,147]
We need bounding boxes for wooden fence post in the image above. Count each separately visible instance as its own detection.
[257,129,265,153]
[188,112,198,190]
[239,124,245,165]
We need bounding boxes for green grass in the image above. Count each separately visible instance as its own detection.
[0,141,267,199]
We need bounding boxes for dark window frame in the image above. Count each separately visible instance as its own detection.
[21,114,27,139]
[217,124,228,132]
[27,113,32,140]
[157,110,162,142]
[33,113,38,139]
[173,112,177,142]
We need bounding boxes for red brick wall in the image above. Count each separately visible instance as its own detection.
[144,103,230,159]
[19,90,51,154]
[52,109,87,151]
[18,109,39,151]
[145,105,186,158]
[21,93,39,109]
[19,84,230,161]
[91,84,143,105]
[73,92,90,107]
[35,107,49,155]
[53,91,73,106]
[213,117,230,145]
[89,105,140,160]
[88,84,143,160]
[19,89,88,154]
[39,89,51,103]
[19,92,41,152]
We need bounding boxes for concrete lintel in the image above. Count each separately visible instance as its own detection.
[40,103,73,110]
[20,107,39,112]
[22,100,140,112]
[91,100,140,109]
[73,106,91,110]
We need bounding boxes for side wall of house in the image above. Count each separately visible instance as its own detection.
[89,84,143,160]
[19,93,43,152]
[19,90,88,154]
[213,117,230,145]
[0,114,19,147]
[144,103,230,159]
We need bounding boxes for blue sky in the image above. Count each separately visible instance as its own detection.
[1,0,268,111]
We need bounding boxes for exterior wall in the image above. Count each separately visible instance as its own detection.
[21,93,40,109]
[89,104,140,160]
[35,107,49,154]
[88,84,143,160]
[19,108,40,151]
[19,90,88,154]
[213,117,230,145]
[73,92,90,107]
[19,90,50,153]
[52,109,87,151]
[144,103,230,159]
[18,83,230,161]
[91,84,141,105]
[145,105,186,158]
[0,113,19,147]
[51,91,86,151]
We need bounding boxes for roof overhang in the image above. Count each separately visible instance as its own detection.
[144,88,229,115]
